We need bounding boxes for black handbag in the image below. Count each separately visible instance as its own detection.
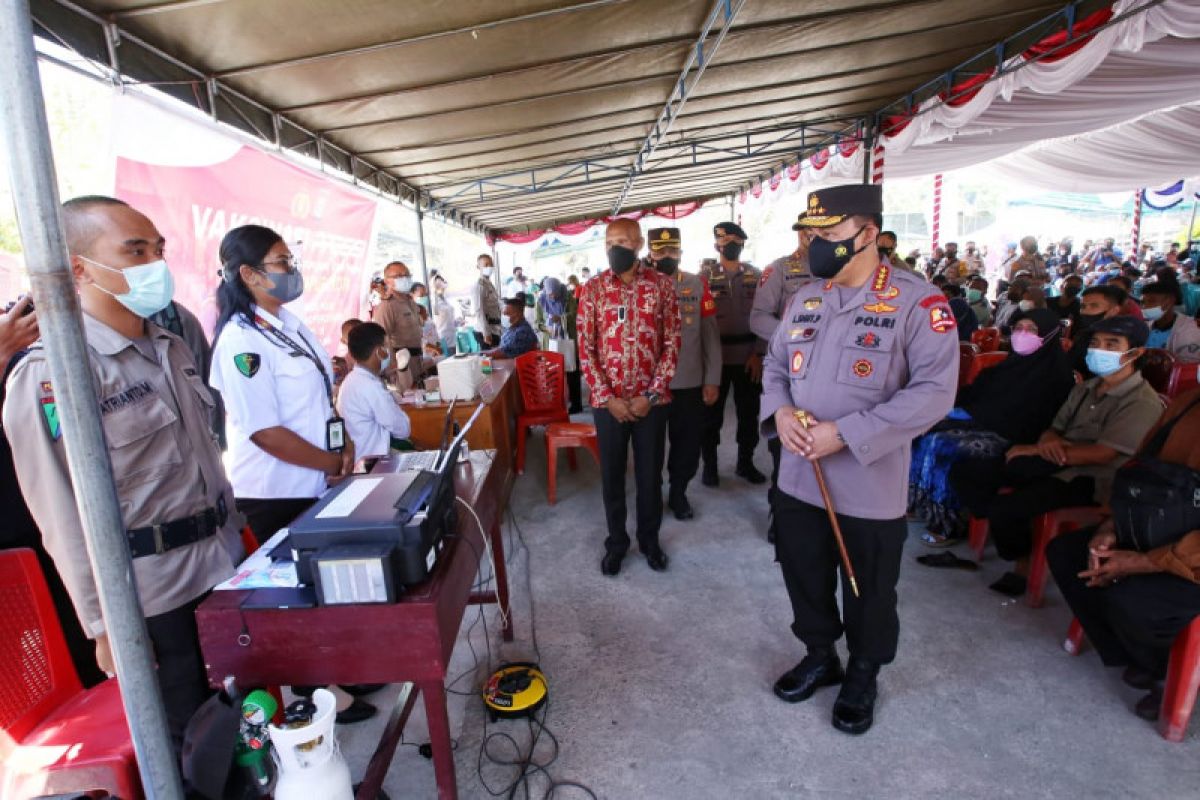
[1110,396,1200,552]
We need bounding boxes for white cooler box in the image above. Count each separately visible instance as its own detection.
[437,354,484,400]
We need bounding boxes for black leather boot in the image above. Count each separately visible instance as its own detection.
[735,455,766,484]
[831,657,879,735]
[668,485,694,520]
[773,648,843,703]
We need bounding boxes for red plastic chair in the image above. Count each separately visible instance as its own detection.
[0,549,141,799]
[970,327,1001,353]
[958,342,978,388]
[545,422,601,505]
[1063,615,1200,742]
[514,350,570,474]
[1166,362,1199,399]
[1141,348,1176,395]
[1026,506,1109,608]
[966,487,1011,562]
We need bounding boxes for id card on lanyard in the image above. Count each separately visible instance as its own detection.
[254,315,347,452]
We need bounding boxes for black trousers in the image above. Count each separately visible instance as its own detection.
[768,437,782,528]
[236,497,318,547]
[567,369,583,412]
[145,593,212,755]
[1048,527,1200,678]
[701,363,761,464]
[594,404,668,555]
[773,491,907,665]
[666,386,705,491]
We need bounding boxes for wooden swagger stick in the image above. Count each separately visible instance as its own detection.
[794,409,861,598]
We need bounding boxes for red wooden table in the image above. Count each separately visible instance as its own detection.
[196,451,513,799]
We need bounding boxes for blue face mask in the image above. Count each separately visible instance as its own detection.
[1141,306,1164,322]
[1085,347,1130,377]
[83,256,175,318]
[379,349,391,373]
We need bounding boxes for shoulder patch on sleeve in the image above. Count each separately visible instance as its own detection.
[234,352,261,378]
[38,381,61,440]
[929,306,956,334]
[759,266,774,287]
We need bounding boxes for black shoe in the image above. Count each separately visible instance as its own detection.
[773,649,844,703]
[1134,686,1163,721]
[668,489,694,520]
[831,658,879,735]
[336,697,378,725]
[568,405,584,414]
[988,571,1027,598]
[601,552,624,576]
[340,683,386,697]
[735,460,767,484]
[1121,665,1158,692]
[644,547,669,572]
[701,461,719,487]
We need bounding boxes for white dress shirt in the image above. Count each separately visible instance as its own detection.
[336,365,412,457]
[210,304,332,499]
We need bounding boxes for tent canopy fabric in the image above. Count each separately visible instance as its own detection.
[31,0,1100,233]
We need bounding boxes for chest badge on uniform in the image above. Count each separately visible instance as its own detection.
[790,327,817,341]
[852,359,874,378]
[681,287,695,297]
[855,332,882,349]
[234,352,262,378]
[790,350,805,374]
[862,301,898,314]
[803,297,822,310]
[874,286,900,301]
[929,306,957,334]
[38,381,61,441]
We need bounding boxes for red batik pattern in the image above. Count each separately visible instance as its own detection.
[578,263,681,406]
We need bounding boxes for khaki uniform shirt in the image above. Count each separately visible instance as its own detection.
[3,314,241,636]
[670,271,722,390]
[470,277,503,339]
[750,252,816,341]
[702,261,765,364]
[374,293,423,351]
[1051,373,1165,502]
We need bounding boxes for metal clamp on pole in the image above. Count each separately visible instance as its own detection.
[0,1,184,796]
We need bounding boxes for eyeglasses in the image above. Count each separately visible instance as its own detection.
[259,255,298,271]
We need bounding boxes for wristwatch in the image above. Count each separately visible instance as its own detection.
[644,390,660,406]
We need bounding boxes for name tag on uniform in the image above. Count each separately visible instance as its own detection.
[617,306,626,322]
[327,416,346,451]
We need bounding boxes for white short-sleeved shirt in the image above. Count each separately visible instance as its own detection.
[335,365,412,457]
[210,304,332,499]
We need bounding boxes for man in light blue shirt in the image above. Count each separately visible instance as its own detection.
[336,322,411,456]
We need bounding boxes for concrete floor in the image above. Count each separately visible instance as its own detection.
[338,408,1199,799]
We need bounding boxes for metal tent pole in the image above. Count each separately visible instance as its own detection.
[0,2,184,797]
[414,205,431,289]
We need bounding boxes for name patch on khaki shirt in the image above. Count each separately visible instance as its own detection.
[100,381,155,415]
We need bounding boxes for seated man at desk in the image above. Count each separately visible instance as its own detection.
[485,296,539,360]
[337,322,413,456]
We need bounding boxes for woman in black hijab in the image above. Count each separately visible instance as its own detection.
[911,308,1074,546]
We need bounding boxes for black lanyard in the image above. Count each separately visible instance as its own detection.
[253,314,333,407]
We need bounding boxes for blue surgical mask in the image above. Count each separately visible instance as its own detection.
[380,350,392,372]
[1085,347,1129,376]
[1142,306,1164,322]
[392,277,413,293]
[83,256,175,318]
[262,269,304,304]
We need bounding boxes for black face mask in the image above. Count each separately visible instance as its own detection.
[1077,312,1104,329]
[652,256,679,275]
[1063,285,1081,298]
[719,241,744,261]
[809,227,867,279]
[607,245,638,274]
[878,246,894,259]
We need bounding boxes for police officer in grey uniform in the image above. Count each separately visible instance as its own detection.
[751,218,817,542]
[701,222,767,486]
[760,185,958,735]
[646,227,721,520]
[471,253,503,346]
[4,196,242,752]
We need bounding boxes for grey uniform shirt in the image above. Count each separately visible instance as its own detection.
[760,263,960,519]
[750,252,816,341]
[470,276,502,338]
[3,314,242,636]
[703,261,766,364]
[669,270,722,390]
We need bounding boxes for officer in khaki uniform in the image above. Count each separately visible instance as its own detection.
[701,221,767,487]
[760,185,958,735]
[373,260,424,386]
[4,196,242,752]
[751,217,818,542]
[645,227,721,520]
[471,253,503,346]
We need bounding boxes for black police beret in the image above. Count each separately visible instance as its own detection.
[796,184,884,228]
[713,221,748,240]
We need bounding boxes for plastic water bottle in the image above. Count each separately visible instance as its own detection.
[481,355,493,375]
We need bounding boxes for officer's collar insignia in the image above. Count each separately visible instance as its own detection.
[871,265,891,293]
[38,381,60,441]
[235,352,262,378]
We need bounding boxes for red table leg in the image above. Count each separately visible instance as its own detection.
[356,682,419,799]
[489,519,514,642]
[422,680,458,800]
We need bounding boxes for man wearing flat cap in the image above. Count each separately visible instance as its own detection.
[701,221,767,487]
[760,184,958,735]
[646,227,721,520]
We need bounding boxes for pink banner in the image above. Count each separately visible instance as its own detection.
[115,146,378,355]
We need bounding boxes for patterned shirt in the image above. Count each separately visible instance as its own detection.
[578,262,681,406]
[498,318,539,359]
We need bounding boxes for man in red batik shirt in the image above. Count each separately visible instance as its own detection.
[578,218,681,576]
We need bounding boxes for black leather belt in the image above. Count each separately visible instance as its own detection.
[720,333,758,344]
[127,507,223,559]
